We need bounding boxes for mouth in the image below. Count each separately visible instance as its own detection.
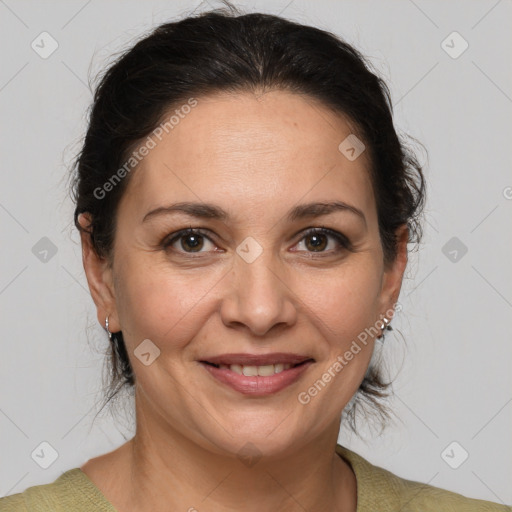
[198,353,315,376]
[199,359,314,376]
[197,353,315,396]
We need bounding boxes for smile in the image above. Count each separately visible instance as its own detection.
[199,359,314,396]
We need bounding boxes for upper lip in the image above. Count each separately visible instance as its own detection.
[200,353,314,366]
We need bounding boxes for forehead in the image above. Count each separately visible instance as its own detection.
[122,90,376,223]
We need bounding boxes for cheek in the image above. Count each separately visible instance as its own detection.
[298,259,383,341]
[296,260,381,380]
[293,267,382,421]
[114,255,223,351]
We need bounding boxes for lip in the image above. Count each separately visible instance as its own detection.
[199,359,314,396]
[200,353,313,366]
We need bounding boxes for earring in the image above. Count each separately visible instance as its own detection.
[378,317,392,341]
[105,315,113,341]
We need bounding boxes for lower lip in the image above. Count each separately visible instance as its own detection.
[199,361,314,396]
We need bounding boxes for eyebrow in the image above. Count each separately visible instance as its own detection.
[142,200,366,225]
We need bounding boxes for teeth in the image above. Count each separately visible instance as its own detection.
[242,365,259,376]
[229,364,243,374]
[223,363,293,375]
[274,363,285,374]
[257,364,275,376]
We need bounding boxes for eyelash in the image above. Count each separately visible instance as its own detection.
[162,227,352,257]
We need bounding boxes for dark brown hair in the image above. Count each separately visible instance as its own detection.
[71,2,425,435]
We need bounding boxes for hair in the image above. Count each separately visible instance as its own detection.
[71,2,426,436]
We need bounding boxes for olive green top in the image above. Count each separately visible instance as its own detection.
[1,444,510,511]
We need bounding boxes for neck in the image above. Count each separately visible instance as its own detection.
[117,397,357,512]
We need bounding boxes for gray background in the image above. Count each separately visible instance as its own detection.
[1,0,511,505]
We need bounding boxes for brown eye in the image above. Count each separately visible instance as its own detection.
[295,228,351,254]
[163,228,217,254]
[179,232,204,252]
[305,232,328,252]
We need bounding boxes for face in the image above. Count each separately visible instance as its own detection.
[80,90,407,458]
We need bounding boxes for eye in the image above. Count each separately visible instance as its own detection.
[162,226,352,257]
[163,227,218,254]
[294,227,351,255]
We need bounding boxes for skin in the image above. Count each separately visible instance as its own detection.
[78,89,408,512]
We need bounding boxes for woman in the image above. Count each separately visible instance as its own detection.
[2,4,509,511]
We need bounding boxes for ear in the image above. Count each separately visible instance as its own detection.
[77,213,120,333]
[377,224,408,320]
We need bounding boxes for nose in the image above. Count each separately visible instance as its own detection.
[220,252,298,337]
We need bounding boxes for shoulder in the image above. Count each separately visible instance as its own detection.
[0,492,28,511]
[336,444,512,512]
[0,468,116,512]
